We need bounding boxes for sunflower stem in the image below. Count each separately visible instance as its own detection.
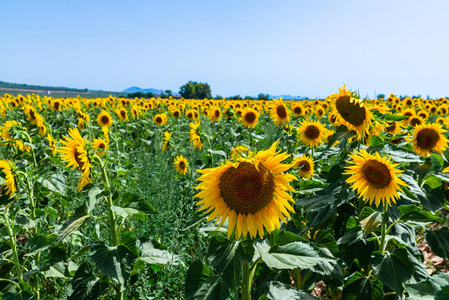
[379,204,389,254]
[241,262,252,300]
[3,212,23,283]
[294,268,301,289]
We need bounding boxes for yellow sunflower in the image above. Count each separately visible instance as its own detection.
[296,120,326,147]
[209,107,222,122]
[93,138,108,156]
[230,145,249,160]
[385,121,403,135]
[270,99,290,126]
[409,116,424,128]
[0,160,17,197]
[291,155,315,179]
[153,113,167,126]
[97,110,113,127]
[0,121,30,152]
[412,123,448,157]
[328,85,373,139]
[185,109,195,120]
[240,108,260,128]
[162,131,172,152]
[115,108,129,121]
[189,121,203,150]
[174,155,189,175]
[195,141,296,239]
[291,102,304,116]
[344,149,408,207]
[46,134,57,156]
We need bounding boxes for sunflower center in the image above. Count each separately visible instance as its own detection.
[219,161,275,214]
[335,96,366,126]
[410,118,421,127]
[244,112,256,123]
[179,161,185,169]
[215,110,220,117]
[29,110,36,120]
[276,105,287,119]
[298,161,310,172]
[361,160,391,189]
[101,116,109,124]
[156,117,162,123]
[305,125,320,139]
[294,107,302,114]
[74,149,85,170]
[174,111,180,118]
[187,113,193,119]
[120,111,126,118]
[386,122,396,133]
[54,102,60,110]
[99,143,106,149]
[416,128,440,149]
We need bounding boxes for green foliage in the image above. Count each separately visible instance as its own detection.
[179,81,212,99]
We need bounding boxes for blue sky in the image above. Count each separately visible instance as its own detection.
[1,0,448,98]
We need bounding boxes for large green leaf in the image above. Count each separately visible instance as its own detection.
[399,205,442,223]
[343,272,383,300]
[89,240,137,290]
[25,234,57,256]
[371,249,413,294]
[426,227,449,260]
[259,281,319,300]
[139,240,182,265]
[68,262,109,300]
[327,125,356,149]
[208,235,253,289]
[405,273,449,300]
[255,240,336,275]
[185,261,231,300]
[38,173,67,195]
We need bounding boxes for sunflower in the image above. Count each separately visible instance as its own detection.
[0,121,30,152]
[185,109,195,120]
[412,123,449,157]
[209,107,222,122]
[189,121,203,150]
[162,131,172,152]
[291,155,314,179]
[344,149,408,207]
[328,85,373,139]
[59,127,92,191]
[409,116,424,128]
[436,117,447,126]
[171,108,181,119]
[153,113,167,126]
[0,160,17,197]
[93,138,108,156]
[174,155,189,175]
[51,100,62,111]
[46,134,57,156]
[230,145,249,160]
[270,99,290,126]
[116,108,129,121]
[25,105,38,124]
[296,120,326,147]
[97,110,113,127]
[195,141,296,239]
[291,102,304,116]
[240,107,259,128]
[385,121,403,135]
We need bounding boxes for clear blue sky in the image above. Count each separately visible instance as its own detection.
[1,0,448,98]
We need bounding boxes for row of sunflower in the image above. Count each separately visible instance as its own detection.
[0,86,448,299]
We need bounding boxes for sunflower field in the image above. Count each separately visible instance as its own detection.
[0,85,448,300]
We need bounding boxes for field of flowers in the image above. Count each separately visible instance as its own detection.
[0,86,448,299]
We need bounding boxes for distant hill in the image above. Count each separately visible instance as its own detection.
[268,94,302,100]
[122,87,180,97]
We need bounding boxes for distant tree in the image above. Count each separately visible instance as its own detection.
[127,92,144,98]
[244,96,255,100]
[145,92,154,98]
[165,90,173,97]
[377,94,385,100]
[228,95,243,100]
[215,95,223,100]
[257,93,269,100]
[179,81,212,99]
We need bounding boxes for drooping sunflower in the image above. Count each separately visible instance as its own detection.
[162,131,172,152]
[0,121,30,152]
[296,120,326,147]
[411,123,448,157]
[153,113,167,126]
[240,107,259,128]
[97,110,113,127]
[174,155,189,175]
[291,155,315,179]
[0,160,17,197]
[270,99,290,126]
[344,149,408,207]
[93,138,108,156]
[189,121,203,150]
[195,141,296,239]
[328,85,374,139]
[46,134,57,156]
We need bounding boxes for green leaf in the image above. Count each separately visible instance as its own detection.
[327,125,356,149]
[260,281,319,300]
[68,262,109,300]
[89,241,137,290]
[2,282,34,300]
[84,186,103,214]
[25,234,57,256]
[405,273,449,299]
[426,227,449,260]
[256,240,336,275]
[55,205,90,244]
[38,173,67,195]
[360,212,382,236]
[208,235,253,288]
[369,136,384,148]
[139,241,182,265]
[399,205,442,223]
[298,180,327,195]
[371,248,413,294]
[343,272,383,300]
[185,261,231,300]
[425,176,442,189]
[384,114,409,121]
[180,209,206,231]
